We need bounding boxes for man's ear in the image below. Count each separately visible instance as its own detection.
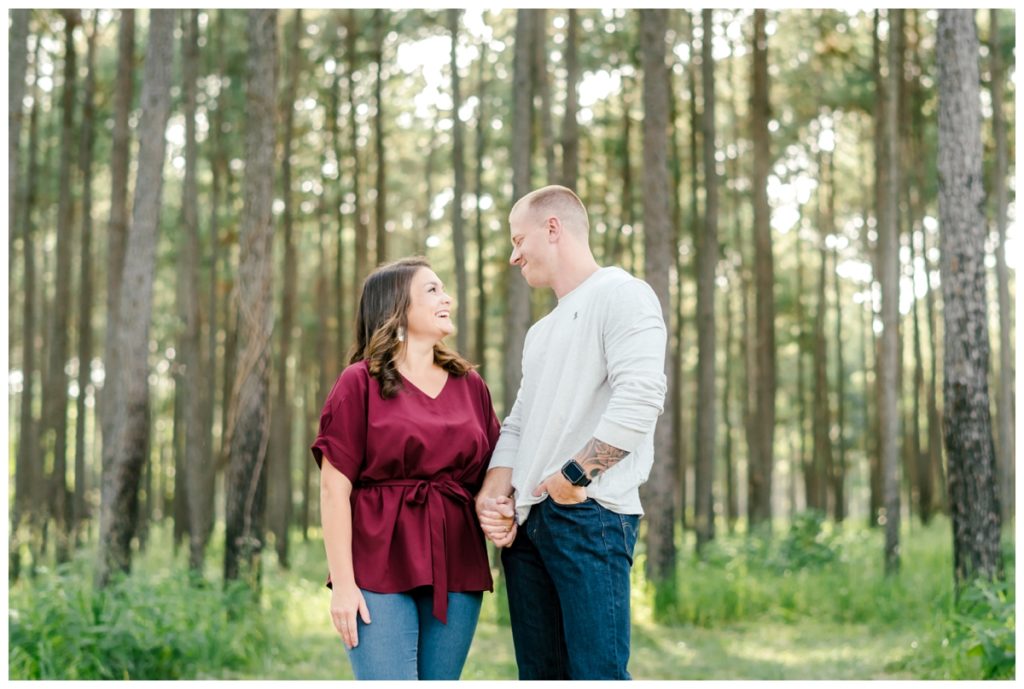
[547,216,562,243]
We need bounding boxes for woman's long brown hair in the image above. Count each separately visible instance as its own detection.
[349,257,473,398]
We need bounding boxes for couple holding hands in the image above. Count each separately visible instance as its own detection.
[311,185,667,680]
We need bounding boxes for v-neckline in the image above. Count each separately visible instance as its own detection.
[400,371,450,400]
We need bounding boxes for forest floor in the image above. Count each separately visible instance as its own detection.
[205,524,956,680]
[221,596,923,680]
[9,516,1012,680]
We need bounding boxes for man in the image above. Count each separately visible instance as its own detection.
[476,185,667,680]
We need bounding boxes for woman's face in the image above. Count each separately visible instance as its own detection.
[404,267,454,342]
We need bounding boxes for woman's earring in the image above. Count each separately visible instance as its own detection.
[397,326,405,342]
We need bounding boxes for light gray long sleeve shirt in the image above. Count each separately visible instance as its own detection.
[489,266,668,524]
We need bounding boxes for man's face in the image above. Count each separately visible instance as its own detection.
[508,210,552,288]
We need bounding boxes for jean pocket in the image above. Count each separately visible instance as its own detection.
[619,514,639,563]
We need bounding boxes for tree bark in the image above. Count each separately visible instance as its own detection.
[179,8,215,572]
[96,9,175,588]
[560,9,579,191]
[681,9,701,531]
[504,9,534,415]
[224,8,278,587]
[45,10,81,564]
[531,10,556,184]
[831,207,846,521]
[73,15,99,544]
[669,14,690,532]
[347,10,370,306]
[988,8,1014,525]
[749,9,776,527]
[812,149,833,515]
[201,8,226,563]
[8,9,30,278]
[639,7,677,586]
[13,36,42,579]
[449,9,469,355]
[102,8,135,488]
[473,41,489,375]
[881,9,903,574]
[936,8,1003,589]
[373,9,387,265]
[268,7,303,571]
[868,11,885,530]
[694,8,717,553]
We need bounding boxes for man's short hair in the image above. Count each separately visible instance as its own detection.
[510,185,590,238]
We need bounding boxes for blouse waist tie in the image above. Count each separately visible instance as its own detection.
[357,478,473,624]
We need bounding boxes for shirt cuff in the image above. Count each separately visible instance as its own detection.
[593,417,650,454]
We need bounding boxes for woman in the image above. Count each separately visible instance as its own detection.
[311,257,502,680]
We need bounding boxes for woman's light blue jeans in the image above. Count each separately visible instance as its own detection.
[345,587,482,680]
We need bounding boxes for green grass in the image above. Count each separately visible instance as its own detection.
[7,515,1014,679]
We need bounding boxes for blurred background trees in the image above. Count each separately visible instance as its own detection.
[6,7,1015,613]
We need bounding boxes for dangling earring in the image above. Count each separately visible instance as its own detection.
[397,326,406,343]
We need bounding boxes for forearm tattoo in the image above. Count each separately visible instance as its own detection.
[576,438,629,479]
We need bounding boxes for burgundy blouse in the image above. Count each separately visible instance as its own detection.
[311,360,499,623]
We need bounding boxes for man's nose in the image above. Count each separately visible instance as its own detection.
[509,247,521,266]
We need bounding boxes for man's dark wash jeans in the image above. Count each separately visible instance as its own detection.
[500,497,640,680]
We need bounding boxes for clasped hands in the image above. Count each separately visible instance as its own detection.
[476,472,587,548]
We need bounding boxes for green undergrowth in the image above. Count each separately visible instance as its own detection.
[7,515,1014,679]
[631,512,1014,679]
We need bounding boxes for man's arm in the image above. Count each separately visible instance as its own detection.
[575,437,629,479]
[534,280,666,503]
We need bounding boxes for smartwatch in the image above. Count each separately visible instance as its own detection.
[560,459,592,487]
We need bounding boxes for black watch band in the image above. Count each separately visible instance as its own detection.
[560,459,592,487]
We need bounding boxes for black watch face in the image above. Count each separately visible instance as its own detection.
[564,461,586,484]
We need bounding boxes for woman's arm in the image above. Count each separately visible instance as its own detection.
[320,460,370,649]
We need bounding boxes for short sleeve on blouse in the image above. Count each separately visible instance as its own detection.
[472,370,501,450]
[310,363,369,483]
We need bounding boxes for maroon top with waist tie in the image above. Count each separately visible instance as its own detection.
[311,360,500,624]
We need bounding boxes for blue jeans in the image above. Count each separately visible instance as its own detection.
[345,587,482,680]
[500,498,640,680]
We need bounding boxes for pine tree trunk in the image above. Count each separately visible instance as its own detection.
[102,8,135,496]
[473,42,489,375]
[694,8,717,553]
[327,35,346,370]
[200,7,225,567]
[681,9,701,532]
[8,9,30,279]
[373,9,387,265]
[268,7,303,571]
[868,12,885,530]
[936,8,1003,589]
[881,8,903,574]
[639,7,677,587]
[504,9,534,415]
[812,149,833,515]
[924,224,948,514]
[832,234,846,523]
[560,9,579,190]
[988,9,1015,525]
[179,8,214,572]
[750,9,776,527]
[796,227,811,512]
[45,10,81,564]
[13,37,42,578]
[74,17,99,544]
[668,20,690,533]
[449,9,469,355]
[532,10,556,184]
[96,9,175,588]
[224,8,277,587]
[347,10,369,304]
